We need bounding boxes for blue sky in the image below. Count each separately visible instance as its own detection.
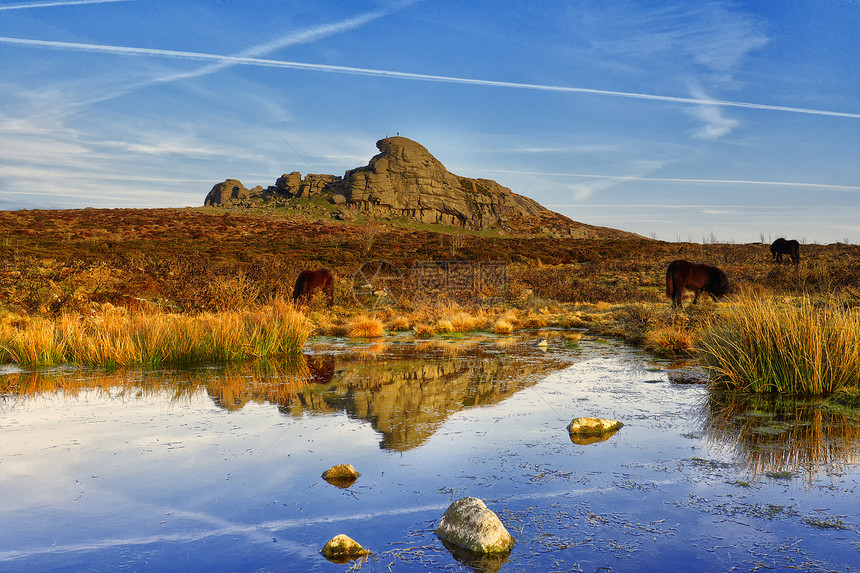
[1,0,858,243]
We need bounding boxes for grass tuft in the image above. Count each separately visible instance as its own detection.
[696,295,860,394]
[346,315,385,338]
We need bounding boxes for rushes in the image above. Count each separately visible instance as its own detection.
[697,296,860,394]
[0,299,310,367]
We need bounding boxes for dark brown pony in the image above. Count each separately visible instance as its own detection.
[666,260,729,308]
[770,238,800,264]
[292,268,334,307]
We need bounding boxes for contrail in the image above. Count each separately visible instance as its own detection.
[2,35,859,119]
[488,170,860,191]
[152,7,403,85]
[0,0,129,10]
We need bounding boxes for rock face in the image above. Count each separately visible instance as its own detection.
[275,172,341,198]
[435,497,515,554]
[333,137,573,232]
[204,173,342,207]
[203,136,616,235]
[204,179,260,208]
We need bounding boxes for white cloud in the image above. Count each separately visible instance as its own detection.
[687,84,739,140]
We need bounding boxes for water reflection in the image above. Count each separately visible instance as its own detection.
[440,539,509,573]
[701,390,860,481]
[0,340,571,452]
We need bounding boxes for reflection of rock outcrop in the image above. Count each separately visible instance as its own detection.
[330,354,561,450]
[701,391,860,482]
[0,345,571,452]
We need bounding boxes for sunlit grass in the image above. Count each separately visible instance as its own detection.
[696,295,860,394]
[0,298,310,367]
[346,314,385,338]
[643,326,694,357]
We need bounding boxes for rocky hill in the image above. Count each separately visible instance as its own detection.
[204,136,637,239]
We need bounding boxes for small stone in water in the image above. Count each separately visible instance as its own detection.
[321,534,370,562]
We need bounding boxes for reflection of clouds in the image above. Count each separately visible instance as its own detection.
[0,488,613,564]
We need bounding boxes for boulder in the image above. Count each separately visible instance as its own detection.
[204,179,252,207]
[321,534,370,563]
[435,497,515,554]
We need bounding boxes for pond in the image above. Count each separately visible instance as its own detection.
[1,334,859,572]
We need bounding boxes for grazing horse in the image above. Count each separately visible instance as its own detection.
[292,268,334,307]
[666,260,729,308]
[770,238,800,264]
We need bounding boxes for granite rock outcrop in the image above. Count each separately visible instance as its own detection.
[204,136,615,237]
[330,137,569,232]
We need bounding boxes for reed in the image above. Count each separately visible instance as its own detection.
[0,298,310,367]
[696,295,860,394]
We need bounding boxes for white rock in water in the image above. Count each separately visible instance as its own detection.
[435,497,515,554]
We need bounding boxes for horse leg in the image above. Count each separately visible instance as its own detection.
[325,280,334,307]
[673,277,687,308]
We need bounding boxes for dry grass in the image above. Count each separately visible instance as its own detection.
[697,295,860,394]
[413,323,435,338]
[0,298,310,367]
[644,326,694,357]
[386,316,411,331]
[346,315,385,338]
[492,319,515,335]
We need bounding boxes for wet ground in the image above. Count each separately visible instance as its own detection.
[1,334,859,572]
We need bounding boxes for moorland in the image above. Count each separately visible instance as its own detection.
[1,206,859,398]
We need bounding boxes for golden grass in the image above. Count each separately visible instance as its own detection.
[413,323,435,338]
[697,295,860,394]
[643,326,694,357]
[446,311,490,332]
[346,314,385,338]
[387,316,411,331]
[492,319,515,335]
[0,298,310,367]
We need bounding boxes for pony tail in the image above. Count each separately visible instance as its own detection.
[665,266,673,299]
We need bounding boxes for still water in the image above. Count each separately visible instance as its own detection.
[1,335,858,572]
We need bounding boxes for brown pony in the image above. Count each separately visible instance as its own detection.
[666,260,729,308]
[292,268,334,307]
[770,238,800,264]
